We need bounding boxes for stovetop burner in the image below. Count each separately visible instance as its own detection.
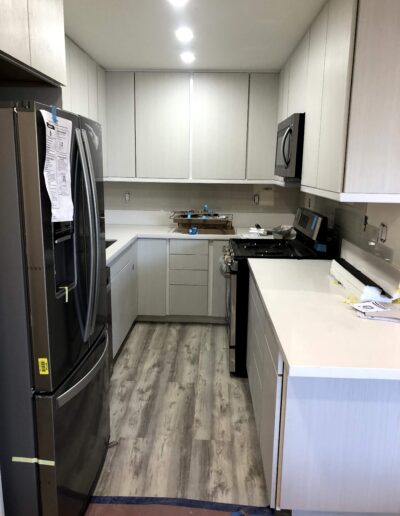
[230,238,315,259]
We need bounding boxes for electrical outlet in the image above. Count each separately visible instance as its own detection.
[124,191,131,203]
[253,194,259,205]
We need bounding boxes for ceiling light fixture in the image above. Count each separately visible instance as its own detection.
[167,0,189,8]
[175,26,193,43]
[180,51,195,64]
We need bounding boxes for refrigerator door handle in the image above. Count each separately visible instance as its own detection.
[76,128,96,343]
[81,129,101,337]
[56,331,108,408]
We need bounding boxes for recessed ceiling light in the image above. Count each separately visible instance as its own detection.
[180,51,195,64]
[175,26,194,43]
[167,0,189,8]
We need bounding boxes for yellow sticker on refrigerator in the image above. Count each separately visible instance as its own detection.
[38,358,49,375]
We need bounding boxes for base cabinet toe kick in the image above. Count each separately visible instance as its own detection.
[247,273,400,515]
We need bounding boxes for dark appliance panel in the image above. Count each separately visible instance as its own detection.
[79,116,107,348]
[17,105,91,392]
[275,113,305,179]
[35,330,110,516]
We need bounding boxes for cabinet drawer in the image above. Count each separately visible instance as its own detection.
[169,285,208,316]
[169,269,208,286]
[249,275,283,375]
[170,239,208,255]
[169,254,208,270]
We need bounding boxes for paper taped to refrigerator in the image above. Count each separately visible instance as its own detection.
[40,110,74,222]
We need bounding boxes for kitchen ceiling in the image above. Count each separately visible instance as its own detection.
[64,0,326,71]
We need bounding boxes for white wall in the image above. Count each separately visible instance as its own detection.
[104,183,301,229]
[302,193,400,269]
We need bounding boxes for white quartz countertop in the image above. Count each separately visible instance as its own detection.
[248,259,400,381]
[105,224,251,266]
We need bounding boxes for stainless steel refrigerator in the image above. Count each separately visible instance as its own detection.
[0,102,110,516]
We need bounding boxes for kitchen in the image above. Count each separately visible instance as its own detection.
[1,1,400,516]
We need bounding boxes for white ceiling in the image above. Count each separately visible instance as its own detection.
[64,0,326,71]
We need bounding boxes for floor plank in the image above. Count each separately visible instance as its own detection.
[95,322,267,506]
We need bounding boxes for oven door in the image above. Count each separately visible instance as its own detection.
[228,272,237,374]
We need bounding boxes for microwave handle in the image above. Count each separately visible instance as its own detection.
[281,127,292,168]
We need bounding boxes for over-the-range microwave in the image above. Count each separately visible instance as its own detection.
[275,112,305,180]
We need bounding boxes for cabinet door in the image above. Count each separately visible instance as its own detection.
[28,0,66,84]
[317,0,357,193]
[97,66,107,176]
[111,261,134,357]
[87,57,98,122]
[0,0,30,65]
[287,31,310,115]
[169,285,208,316]
[210,241,228,318]
[259,348,283,508]
[192,73,249,180]
[69,39,89,117]
[246,74,279,180]
[138,239,167,316]
[106,72,135,178]
[301,4,328,188]
[136,72,190,179]
[277,62,290,123]
[345,0,400,194]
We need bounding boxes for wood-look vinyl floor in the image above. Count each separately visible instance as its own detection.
[95,323,267,506]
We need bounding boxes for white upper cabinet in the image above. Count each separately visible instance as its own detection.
[0,0,66,84]
[301,3,329,188]
[0,0,30,65]
[192,73,249,180]
[106,72,135,178]
[87,57,98,122]
[345,0,400,194]
[247,74,279,180]
[28,0,66,84]
[135,72,190,179]
[277,62,290,123]
[317,0,357,193]
[97,66,107,175]
[287,31,309,115]
[69,39,89,117]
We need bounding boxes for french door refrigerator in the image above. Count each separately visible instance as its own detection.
[0,102,110,516]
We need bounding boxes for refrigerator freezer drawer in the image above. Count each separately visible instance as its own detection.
[35,329,110,516]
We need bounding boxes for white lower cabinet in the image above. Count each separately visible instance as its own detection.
[168,239,209,316]
[110,241,138,357]
[138,239,167,316]
[247,274,283,508]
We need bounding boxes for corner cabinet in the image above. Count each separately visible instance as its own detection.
[135,72,190,179]
[191,73,249,180]
[0,0,66,85]
[138,239,167,316]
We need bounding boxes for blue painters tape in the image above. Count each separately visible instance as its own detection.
[314,242,327,253]
[51,105,57,123]
[311,215,317,231]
